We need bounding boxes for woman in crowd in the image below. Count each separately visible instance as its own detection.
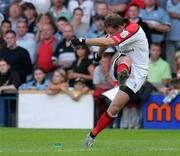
[0,58,21,94]
[46,68,78,100]
[19,67,49,90]
[68,44,95,89]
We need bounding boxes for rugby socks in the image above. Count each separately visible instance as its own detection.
[90,112,116,138]
[117,63,129,74]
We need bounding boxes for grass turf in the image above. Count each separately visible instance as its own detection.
[0,128,180,156]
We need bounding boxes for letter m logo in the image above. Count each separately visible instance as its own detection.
[147,103,171,122]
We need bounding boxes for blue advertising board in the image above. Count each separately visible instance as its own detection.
[143,95,180,129]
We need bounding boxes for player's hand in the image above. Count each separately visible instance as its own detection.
[93,52,102,62]
[71,38,86,47]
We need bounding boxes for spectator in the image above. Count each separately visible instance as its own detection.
[68,44,94,88]
[166,0,180,72]
[127,4,151,44]
[0,30,32,83]
[0,58,21,94]
[73,77,90,101]
[93,55,114,122]
[49,0,71,21]
[46,68,78,100]
[16,20,37,65]
[174,51,180,78]
[8,2,24,32]
[37,24,57,74]
[0,20,12,39]
[96,0,129,14]
[53,24,76,70]
[148,43,172,86]
[21,2,37,33]
[127,0,145,8]
[68,0,95,25]
[140,0,171,43]
[0,32,6,52]
[19,67,49,90]
[94,1,109,17]
[71,7,89,38]
[0,0,12,13]
[55,17,69,41]
[157,0,167,9]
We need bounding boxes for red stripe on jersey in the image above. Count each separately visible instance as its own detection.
[110,23,139,44]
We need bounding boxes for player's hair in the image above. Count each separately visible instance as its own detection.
[104,14,124,29]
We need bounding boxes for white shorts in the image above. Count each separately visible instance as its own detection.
[111,56,148,93]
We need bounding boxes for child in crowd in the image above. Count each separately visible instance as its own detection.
[19,67,49,90]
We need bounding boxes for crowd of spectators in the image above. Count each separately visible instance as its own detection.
[0,0,180,128]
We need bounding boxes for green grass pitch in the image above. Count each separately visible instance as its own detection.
[0,128,180,156]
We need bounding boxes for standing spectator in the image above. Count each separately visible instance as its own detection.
[68,0,95,25]
[0,20,12,39]
[148,43,172,85]
[8,2,24,32]
[16,20,37,65]
[19,67,49,90]
[0,30,32,83]
[68,44,95,88]
[166,0,180,72]
[127,4,151,44]
[140,0,171,43]
[49,0,71,21]
[71,7,89,38]
[53,24,76,70]
[55,17,69,41]
[21,2,37,34]
[0,58,21,93]
[37,24,57,74]
[93,55,114,122]
[35,13,56,42]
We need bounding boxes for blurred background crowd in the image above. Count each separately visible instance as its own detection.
[0,0,180,128]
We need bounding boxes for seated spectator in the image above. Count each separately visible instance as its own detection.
[166,0,180,73]
[8,2,25,32]
[21,2,37,34]
[127,4,151,44]
[73,77,90,101]
[16,20,37,65]
[148,43,172,86]
[71,7,89,38]
[19,67,49,90]
[55,17,69,41]
[93,55,114,122]
[0,58,21,94]
[0,32,6,52]
[46,68,78,100]
[49,0,71,21]
[37,24,57,74]
[68,0,95,25]
[53,24,76,70]
[140,0,171,43]
[68,45,95,89]
[0,20,11,39]
[0,30,32,83]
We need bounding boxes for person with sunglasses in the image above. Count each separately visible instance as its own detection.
[67,44,95,89]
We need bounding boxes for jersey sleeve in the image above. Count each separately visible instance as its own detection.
[110,23,139,45]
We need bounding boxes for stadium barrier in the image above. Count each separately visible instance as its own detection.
[143,94,180,129]
[17,90,94,129]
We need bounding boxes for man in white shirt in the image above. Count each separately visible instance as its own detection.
[16,20,37,65]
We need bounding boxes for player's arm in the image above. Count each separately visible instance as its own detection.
[85,37,116,47]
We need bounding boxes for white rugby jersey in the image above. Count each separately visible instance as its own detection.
[110,22,149,72]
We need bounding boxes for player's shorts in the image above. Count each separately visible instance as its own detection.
[111,54,148,94]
